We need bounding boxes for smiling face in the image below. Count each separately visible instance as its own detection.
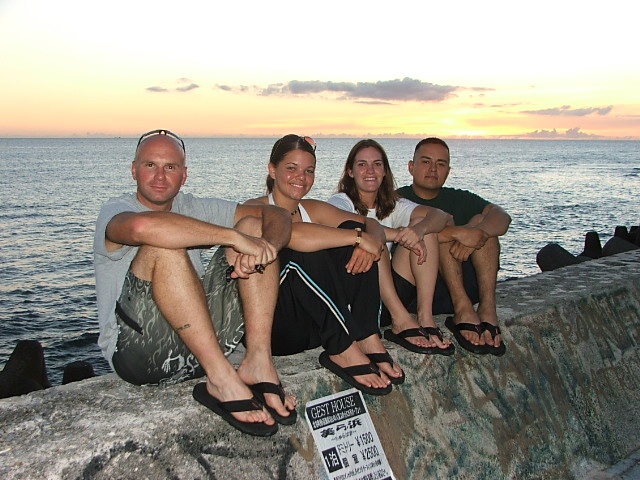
[409,142,450,199]
[131,135,187,210]
[349,146,386,195]
[268,148,316,202]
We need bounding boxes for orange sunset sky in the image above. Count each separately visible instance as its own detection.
[1,0,638,139]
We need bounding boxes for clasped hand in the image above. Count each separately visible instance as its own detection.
[345,231,383,274]
[449,226,489,261]
[229,233,278,279]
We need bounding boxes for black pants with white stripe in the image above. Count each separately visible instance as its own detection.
[271,222,381,356]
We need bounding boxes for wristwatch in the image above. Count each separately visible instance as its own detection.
[353,227,362,247]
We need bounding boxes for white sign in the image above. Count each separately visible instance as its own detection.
[305,388,395,480]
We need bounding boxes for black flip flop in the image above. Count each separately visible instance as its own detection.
[444,317,490,355]
[383,327,455,356]
[318,351,392,396]
[366,351,405,385]
[249,382,297,426]
[480,322,507,356]
[192,382,278,437]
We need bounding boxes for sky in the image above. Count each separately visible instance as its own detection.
[1,0,638,139]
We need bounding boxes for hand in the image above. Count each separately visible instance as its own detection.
[358,232,384,262]
[406,239,427,264]
[391,226,422,251]
[345,247,377,274]
[449,240,476,262]
[454,226,489,250]
[229,233,278,278]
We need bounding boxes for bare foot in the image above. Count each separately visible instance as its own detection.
[357,334,404,382]
[477,305,501,348]
[237,351,296,420]
[329,343,391,390]
[391,313,436,349]
[452,308,485,346]
[205,363,275,426]
[417,314,452,350]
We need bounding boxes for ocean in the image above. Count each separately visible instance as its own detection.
[0,137,638,385]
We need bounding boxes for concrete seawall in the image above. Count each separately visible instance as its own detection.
[1,250,639,479]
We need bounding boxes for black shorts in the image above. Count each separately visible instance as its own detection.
[380,260,480,327]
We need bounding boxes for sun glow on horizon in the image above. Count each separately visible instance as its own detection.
[1,0,638,139]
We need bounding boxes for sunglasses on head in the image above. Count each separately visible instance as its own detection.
[300,136,316,152]
[273,134,317,153]
[136,129,185,153]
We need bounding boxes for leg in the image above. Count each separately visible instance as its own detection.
[438,240,485,347]
[278,247,392,391]
[470,236,502,347]
[227,216,297,419]
[379,245,436,349]
[131,245,273,427]
[393,233,451,350]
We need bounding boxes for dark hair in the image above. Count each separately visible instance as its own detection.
[414,137,450,155]
[266,134,316,193]
[337,139,398,220]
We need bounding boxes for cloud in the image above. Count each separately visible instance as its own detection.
[524,127,601,139]
[523,105,613,116]
[176,83,199,92]
[146,78,199,93]
[262,78,457,102]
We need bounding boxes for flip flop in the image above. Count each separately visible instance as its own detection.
[192,382,278,437]
[444,316,490,355]
[383,327,455,356]
[248,382,297,426]
[318,351,392,396]
[366,351,405,385]
[480,322,507,356]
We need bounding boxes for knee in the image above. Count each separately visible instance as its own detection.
[338,219,365,230]
[235,215,262,236]
[132,245,190,279]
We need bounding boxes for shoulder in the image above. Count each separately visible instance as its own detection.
[98,193,140,220]
[443,187,486,202]
[174,192,237,211]
[301,198,330,210]
[327,192,355,212]
[396,185,413,197]
[243,195,268,206]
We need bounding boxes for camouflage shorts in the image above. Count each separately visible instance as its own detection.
[112,247,245,386]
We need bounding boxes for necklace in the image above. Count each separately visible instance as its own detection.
[291,208,299,216]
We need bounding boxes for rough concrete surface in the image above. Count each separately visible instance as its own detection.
[1,250,639,480]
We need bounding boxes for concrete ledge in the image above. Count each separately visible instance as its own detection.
[1,251,639,479]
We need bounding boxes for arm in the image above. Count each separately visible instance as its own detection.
[105,211,242,252]
[469,204,511,238]
[234,203,292,252]
[389,205,452,249]
[288,223,381,257]
[409,205,453,237]
[438,204,511,247]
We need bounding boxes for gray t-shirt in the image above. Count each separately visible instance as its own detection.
[93,192,237,366]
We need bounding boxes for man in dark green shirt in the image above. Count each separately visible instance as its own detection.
[398,138,511,355]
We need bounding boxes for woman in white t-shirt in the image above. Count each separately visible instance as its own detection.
[328,139,454,355]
